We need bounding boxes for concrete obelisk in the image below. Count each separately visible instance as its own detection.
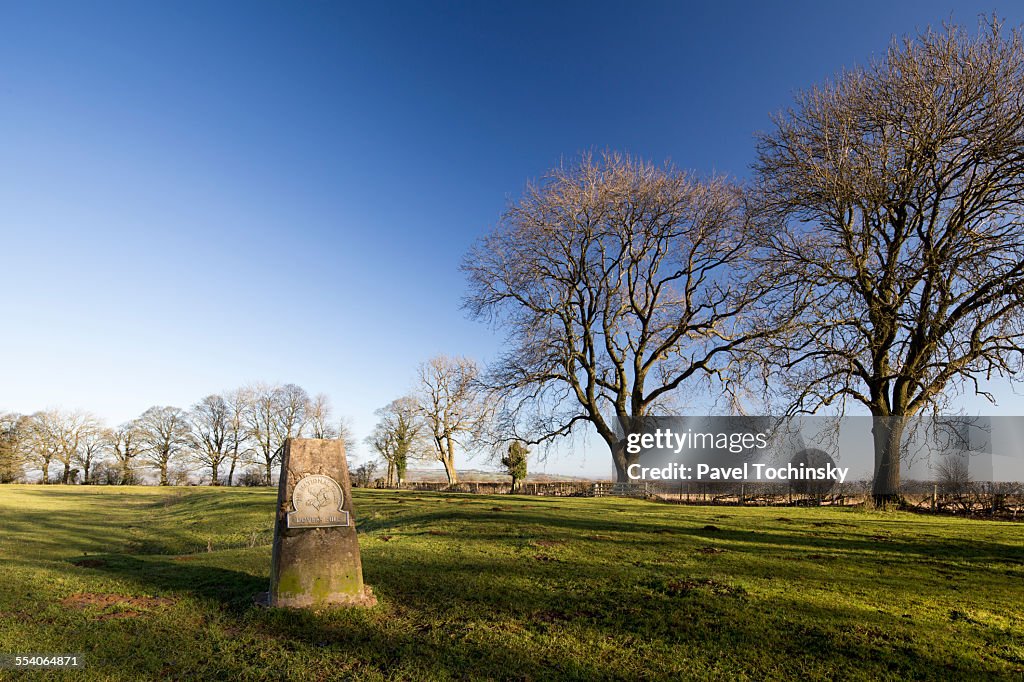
[268,438,375,608]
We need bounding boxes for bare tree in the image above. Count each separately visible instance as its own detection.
[75,419,108,484]
[24,409,100,484]
[244,383,310,484]
[464,152,773,481]
[276,383,310,442]
[0,412,26,483]
[108,421,144,485]
[415,355,490,485]
[224,387,252,486]
[338,416,358,458]
[368,396,423,487]
[245,383,279,485]
[190,394,231,485]
[23,411,60,482]
[54,412,97,484]
[753,21,1024,503]
[137,406,193,486]
[351,459,380,488]
[308,393,338,439]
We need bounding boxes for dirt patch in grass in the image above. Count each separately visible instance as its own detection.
[95,610,145,621]
[533,539,566,547]
[664,578,746,598]
[71,558,107,568]
[696,546,726,555]
[427,530,448,536]
[702,524,721,532]
[535,609,570,623]
[534,554,560,563]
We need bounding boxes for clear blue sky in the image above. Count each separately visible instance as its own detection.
[3,1,1024,477]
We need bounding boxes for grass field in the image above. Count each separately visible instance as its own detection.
[0,486,1022,680]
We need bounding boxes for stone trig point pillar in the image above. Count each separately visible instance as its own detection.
[268,438,375,608]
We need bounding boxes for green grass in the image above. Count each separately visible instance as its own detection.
[0,486,1022,680]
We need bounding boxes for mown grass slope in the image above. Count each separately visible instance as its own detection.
[0,485,1022,680]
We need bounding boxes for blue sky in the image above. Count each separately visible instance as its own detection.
[3,1,1024,477]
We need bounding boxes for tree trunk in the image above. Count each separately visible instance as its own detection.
[159,459,169,486]
[121,461,132,485]
[41,460,50,483]
[441,436,458,484]
[442,455,458,485]
[228,454,237,486]
[611,439,639,483]
[871,417,905,506]
[62,463,71,484]
[83,460,91,485]
[211,462,220,486]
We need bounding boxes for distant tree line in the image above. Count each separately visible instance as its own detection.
[0,383,354,486]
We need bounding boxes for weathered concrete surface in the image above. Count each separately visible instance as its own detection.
[269,438,375,608]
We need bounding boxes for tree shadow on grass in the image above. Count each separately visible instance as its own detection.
[367,507,1024,565]
[76,554,616,680]
[75,549,1018,680]
[72,553,265,613]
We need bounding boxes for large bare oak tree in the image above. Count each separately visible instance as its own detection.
[753,21,1024,502]
[464,152,773,481]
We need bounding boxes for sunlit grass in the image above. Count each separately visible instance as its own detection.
[0,485,1021,680]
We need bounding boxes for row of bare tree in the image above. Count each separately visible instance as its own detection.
[458,22,1024,505]
[0,383,350,485]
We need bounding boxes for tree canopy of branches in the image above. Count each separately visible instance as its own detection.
[109,421,144,485]
[368,396,423,487]
[753,21,1024,502]
[75,421,108,484]
[137,406,192,486]
[0,412,26,483]
[190,394,232,485]
[415,355,489,485]
[244,382,310,484]
[21,409,100,484]
[222,388,253,486]
[464,152,773,481]
[307,393,339,439]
